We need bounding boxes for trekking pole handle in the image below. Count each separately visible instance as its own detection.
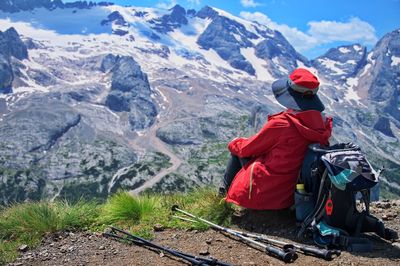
[265,245,297,263]
[300,245,335,260]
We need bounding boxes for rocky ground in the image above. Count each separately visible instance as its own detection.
[9,200,400,266]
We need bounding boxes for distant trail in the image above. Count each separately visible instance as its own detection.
[129,87,182,195]
[129,123,182,195]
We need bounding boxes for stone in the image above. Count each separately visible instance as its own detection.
[60,245,69,253]
[18,244,29,252]
[153,223,164,232]
[199,246,209,256]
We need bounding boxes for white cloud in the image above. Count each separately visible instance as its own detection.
[240,11,377,53]
[240,11,318,51]
[156,0,177,9]
[157,0,201,9]
[187,0,201,5]
[307,18,377,45]
[241,0,261,8]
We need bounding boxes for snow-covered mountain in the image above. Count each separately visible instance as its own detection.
[0,0,399,203]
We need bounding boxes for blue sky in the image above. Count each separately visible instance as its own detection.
[66,0,400,59]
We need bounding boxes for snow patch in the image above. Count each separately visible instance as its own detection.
[240,47,273,81]
[367,52,376,65]
[345,77,361,103]
[391,55,400,67]
[272,57,288,74]
[339,47,351,53]
[212,7,259,36]
[232,33,242,43]
[360,63,372,76]
[296,60,307,69]
[0,7,112,35]
[318,58,345,75]
[353,45,362,51]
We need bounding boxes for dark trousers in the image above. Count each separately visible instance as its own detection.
[219,154,250,194]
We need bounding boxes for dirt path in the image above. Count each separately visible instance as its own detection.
[129,86,183,195]
[130,123,182,194]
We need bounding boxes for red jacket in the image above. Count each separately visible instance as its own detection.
[225,110,333,210]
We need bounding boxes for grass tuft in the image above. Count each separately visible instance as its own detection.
[0,202,58,240]
[99,191,160,225]
[0,200,99,264]
[55,200,99,230]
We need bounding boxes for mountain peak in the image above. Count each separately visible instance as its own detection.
[150,3,188,33]
[168,4,187,25]
[311,43,367,80]
[196,6,218,19]
[0,27,28,60]
[169,4,185,12]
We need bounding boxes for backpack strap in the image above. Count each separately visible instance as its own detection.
[297,168,329,238]
[331,235,373,252]
[353,211,367,237]
[360,190,370,214]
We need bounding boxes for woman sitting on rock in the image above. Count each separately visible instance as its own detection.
[220,68,333,210]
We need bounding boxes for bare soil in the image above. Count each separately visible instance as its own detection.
[9,201,400,266]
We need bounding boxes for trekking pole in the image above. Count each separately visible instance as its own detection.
[226,229,340,260]
[103,230,206,265]
[173,215,339,260]
[106,226,232,266]
[171,205,297,263]
[104,232,216,265]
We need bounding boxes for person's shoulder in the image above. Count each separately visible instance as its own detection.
[266,111,291,128]
[267,110,286,120]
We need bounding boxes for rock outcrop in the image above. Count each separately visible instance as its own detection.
[312,44,367,82]
[104,55,158,130]
[0,27,28,93]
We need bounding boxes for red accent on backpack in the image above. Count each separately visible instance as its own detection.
[326,199,333,216]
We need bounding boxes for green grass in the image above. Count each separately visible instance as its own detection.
[0,187,234,265]
[99,191,160,224]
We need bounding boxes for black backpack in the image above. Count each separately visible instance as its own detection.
[295,143,398,252]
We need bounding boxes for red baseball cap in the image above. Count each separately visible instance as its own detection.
[271,68,324,112]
